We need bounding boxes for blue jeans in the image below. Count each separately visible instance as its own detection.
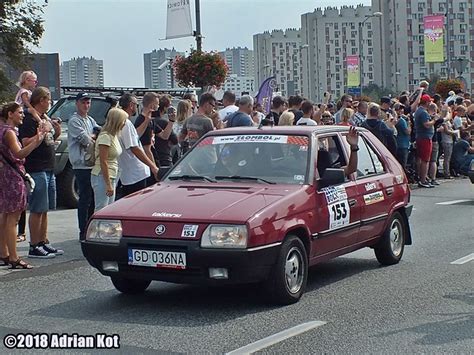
[29,171,56,213]
[91,173,117,212]
[74,169,94,238]
[396,148,409,169]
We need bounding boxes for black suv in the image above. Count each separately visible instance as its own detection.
[50,86,196,208]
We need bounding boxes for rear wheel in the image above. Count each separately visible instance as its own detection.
[374,212,406,265]
[111,276,151,294]
[263,236,308,305]
[57,165,79,209]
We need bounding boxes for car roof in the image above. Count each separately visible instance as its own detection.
[206,125,361,137]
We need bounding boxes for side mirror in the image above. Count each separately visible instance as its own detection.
[317,168,346,189]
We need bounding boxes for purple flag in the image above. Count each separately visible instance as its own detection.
[255,76,276,115]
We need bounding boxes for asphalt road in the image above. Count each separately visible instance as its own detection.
[0,178,473,354]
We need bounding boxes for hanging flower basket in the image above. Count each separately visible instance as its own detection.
[173,50,229,88]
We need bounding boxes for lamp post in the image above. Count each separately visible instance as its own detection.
[359,12,382,97]
[395,71,401,94]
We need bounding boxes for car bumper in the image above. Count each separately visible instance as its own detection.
[81,237,280,285]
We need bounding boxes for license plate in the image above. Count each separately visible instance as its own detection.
[128,249,186,269]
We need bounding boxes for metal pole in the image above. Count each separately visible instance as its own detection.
[195,0,202,52]
[169,59,175,88]
[445,0,450,79]
[359,21,363,97]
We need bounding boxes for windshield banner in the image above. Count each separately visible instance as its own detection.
[166,0,194,39]
[212,135,289,144]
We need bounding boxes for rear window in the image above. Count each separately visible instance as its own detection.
[48,98,112,126]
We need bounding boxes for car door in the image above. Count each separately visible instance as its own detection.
[352,134,392,242]
[311,133,362,258]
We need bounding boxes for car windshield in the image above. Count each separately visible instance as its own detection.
[48,98,113,126]
[166,134,310,185]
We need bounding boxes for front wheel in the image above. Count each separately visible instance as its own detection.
[111,276,151,294]
[374,212,406,265]
[263,236,308,305]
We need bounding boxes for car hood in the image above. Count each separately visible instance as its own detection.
[95,182,303,223]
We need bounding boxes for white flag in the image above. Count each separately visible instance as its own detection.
[166,0,193,39]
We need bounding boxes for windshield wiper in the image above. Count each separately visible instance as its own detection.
[214,175,276,184]
[169,175,217,183]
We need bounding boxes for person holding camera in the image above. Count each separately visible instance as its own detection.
[0,102,46,269]
[67,92,100,240]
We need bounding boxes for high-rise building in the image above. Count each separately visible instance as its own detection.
[301,5,376,101]
[253,29,302,97]
[144,48,184,89]
[221,74,255,97]
[219,47,254,77]
[372,0,473,93]
[60,57,104,87]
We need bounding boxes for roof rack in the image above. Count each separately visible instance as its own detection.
[61,86,198,98]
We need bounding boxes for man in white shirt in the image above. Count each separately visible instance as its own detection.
[118,94,159,197]
[218,91,238,122]
[296,101,318,126]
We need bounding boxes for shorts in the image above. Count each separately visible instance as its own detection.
[29,171,56,213]
[416,138,432,162]
[430,141,439,163]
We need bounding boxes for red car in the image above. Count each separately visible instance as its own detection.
[82,126,413,304]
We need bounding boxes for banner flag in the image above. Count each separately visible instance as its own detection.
[346,56,360,87]
[255,76,276,115]
[166,0,193,39]
[424,15,444,63]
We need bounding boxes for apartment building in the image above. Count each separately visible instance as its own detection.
[60,57,104,87]
[301,5,377,101]
[253,29,302,97]
[219,47,254,77]
[143,48,184,89]
[221,74,255,97]
[372,0,473,93]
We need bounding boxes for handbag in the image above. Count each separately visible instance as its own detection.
[0,150,35,193]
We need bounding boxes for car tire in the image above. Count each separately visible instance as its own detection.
[263,235,308,305]
[111,276,151,294]
[374,212,406,265]
[57,165,79,209]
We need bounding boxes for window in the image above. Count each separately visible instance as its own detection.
[355,137,385,177]
[316,135,347,178]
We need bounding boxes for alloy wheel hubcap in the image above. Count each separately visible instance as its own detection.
[390,219,403,256]
[285,247,304,294]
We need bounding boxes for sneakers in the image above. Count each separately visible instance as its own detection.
[429,179,440,186]
[28,244,56,259]
[418,181,434,188]
[40,241,64,255]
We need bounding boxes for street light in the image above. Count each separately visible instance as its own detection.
[359,11,382,97]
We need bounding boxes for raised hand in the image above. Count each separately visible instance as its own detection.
[346,126,359,147]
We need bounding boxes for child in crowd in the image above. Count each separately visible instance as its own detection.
[15,71,41,122]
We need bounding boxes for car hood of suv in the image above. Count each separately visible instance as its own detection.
[94,182,304,223]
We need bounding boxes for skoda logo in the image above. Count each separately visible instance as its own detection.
[155,225,166,236]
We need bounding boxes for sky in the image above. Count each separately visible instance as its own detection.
[37,0,371,87]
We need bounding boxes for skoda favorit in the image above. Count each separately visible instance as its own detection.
[82,126,413,305]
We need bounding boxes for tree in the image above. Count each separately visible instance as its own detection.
[0,0,47,102]
[362,84,396,103]
[434,79,462,99]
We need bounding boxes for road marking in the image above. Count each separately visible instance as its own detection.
[436,200,470,205]
[451,253,474,265]
[226,321,326,355]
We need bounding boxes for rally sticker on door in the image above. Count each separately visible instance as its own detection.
[363,191,384,205]
[181,225,199,238]
[328,200,350,229]
[321,185,348,205]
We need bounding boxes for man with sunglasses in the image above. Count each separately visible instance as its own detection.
[179,93,216,149]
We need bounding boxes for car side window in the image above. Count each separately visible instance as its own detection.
[316,135,347,178]
[356,136,385,177]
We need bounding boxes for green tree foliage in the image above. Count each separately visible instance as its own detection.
[362,84,397,103]
[434,79,462,99]
[0,0,47,102]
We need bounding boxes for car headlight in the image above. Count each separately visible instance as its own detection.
[200,224,248,248]
[86,219,122,244]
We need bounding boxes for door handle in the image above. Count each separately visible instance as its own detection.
[349,199,357,207]
[386,187,394,196]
